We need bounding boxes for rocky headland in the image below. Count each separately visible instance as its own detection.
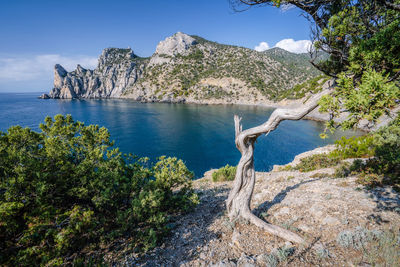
[43,32,321,105]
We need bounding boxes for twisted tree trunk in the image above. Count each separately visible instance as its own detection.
[226,88,333,244]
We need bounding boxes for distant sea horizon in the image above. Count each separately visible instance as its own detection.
[0,92,359,177]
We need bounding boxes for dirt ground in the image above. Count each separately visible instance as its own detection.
[116,147,400,266]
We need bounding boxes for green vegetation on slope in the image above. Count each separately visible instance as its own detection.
[0,115,198,266]
[121,36,322,101]
[283,116,400,190]
[276,74,330,101]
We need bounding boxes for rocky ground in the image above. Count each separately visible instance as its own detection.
[116,146,400,266]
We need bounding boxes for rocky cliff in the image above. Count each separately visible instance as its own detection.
[48,48,145,99]
[46,32,322,103]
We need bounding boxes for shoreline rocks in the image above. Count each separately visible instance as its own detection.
[38,93,50,99]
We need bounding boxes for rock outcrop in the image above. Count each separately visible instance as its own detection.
[46,32,322,101]
[155,31,197,56]
[49,48,144,99]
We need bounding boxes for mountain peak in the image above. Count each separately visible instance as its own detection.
[155,32,197,56]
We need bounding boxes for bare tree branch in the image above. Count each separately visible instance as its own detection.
[226,84,334,244]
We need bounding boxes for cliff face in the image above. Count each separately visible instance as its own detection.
[49,48,145,99]
[47,32,322,103]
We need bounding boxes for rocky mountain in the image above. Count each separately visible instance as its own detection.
[46,32,322,104]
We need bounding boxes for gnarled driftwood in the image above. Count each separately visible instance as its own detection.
[226,88,333,244]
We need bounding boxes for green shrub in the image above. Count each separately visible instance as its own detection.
[284,121,398,188]
[333,162,352,178]
[212,164,237,182]
[356,168,385,188]
[328,127,399,188]
[278,165,293,171]
[292,154,341,172]
[330,135,375,159]
[0,115,198,266]
[333,159,368,178]
[350,119,400,188]
[373,123,400,177]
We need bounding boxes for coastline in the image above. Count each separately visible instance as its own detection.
[40,89,399,132]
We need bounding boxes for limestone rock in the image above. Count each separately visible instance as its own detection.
[149,32,197,65]
[155,32,197,56]
[48,48,142,99]
[54,64,67,88]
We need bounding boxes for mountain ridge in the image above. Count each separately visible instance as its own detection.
[45,32,323,104]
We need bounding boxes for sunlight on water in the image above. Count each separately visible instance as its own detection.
[0,93,360,177]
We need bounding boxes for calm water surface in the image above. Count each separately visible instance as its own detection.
[0,93,358,177]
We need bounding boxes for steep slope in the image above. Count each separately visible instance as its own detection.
[48,48,147,99]
[263,47,318,79]
[47,32,322,103]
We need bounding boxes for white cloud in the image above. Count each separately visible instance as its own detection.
[254,38,312,54]
[0,54,98,81]
[280,4,295,12]
[274,39,312,54]
[254,41,270,52]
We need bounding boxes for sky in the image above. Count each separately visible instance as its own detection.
[0,0,313,93]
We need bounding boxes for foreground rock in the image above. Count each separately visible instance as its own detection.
[109,146,400,266]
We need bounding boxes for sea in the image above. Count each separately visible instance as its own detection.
[0,92,358,177]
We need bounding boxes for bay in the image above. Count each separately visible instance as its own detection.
[0,92,357,177]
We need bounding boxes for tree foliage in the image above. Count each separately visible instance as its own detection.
[233,0,400,130]
[0,115,198,266]
[319,70,400,131]
[234,1,400,76]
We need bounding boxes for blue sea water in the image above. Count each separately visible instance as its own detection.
[0,92,358,177]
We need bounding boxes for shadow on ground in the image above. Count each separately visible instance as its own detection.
[134,186,231,266]
[366,187,400,224]
[253,178,321,216]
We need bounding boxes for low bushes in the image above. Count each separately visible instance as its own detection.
[330,135,375,159]
[373,121,400,177]
[291,115,400,189]
[0,115,198,266]
[282,136,374,173]
[290,153,341,172]
[335,118,400,189]
[212,164,237,182]
[283,117,399,190]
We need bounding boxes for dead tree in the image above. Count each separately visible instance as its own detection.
[226,87,333,244]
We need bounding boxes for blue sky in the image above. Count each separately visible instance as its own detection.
[0,0,313,92]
